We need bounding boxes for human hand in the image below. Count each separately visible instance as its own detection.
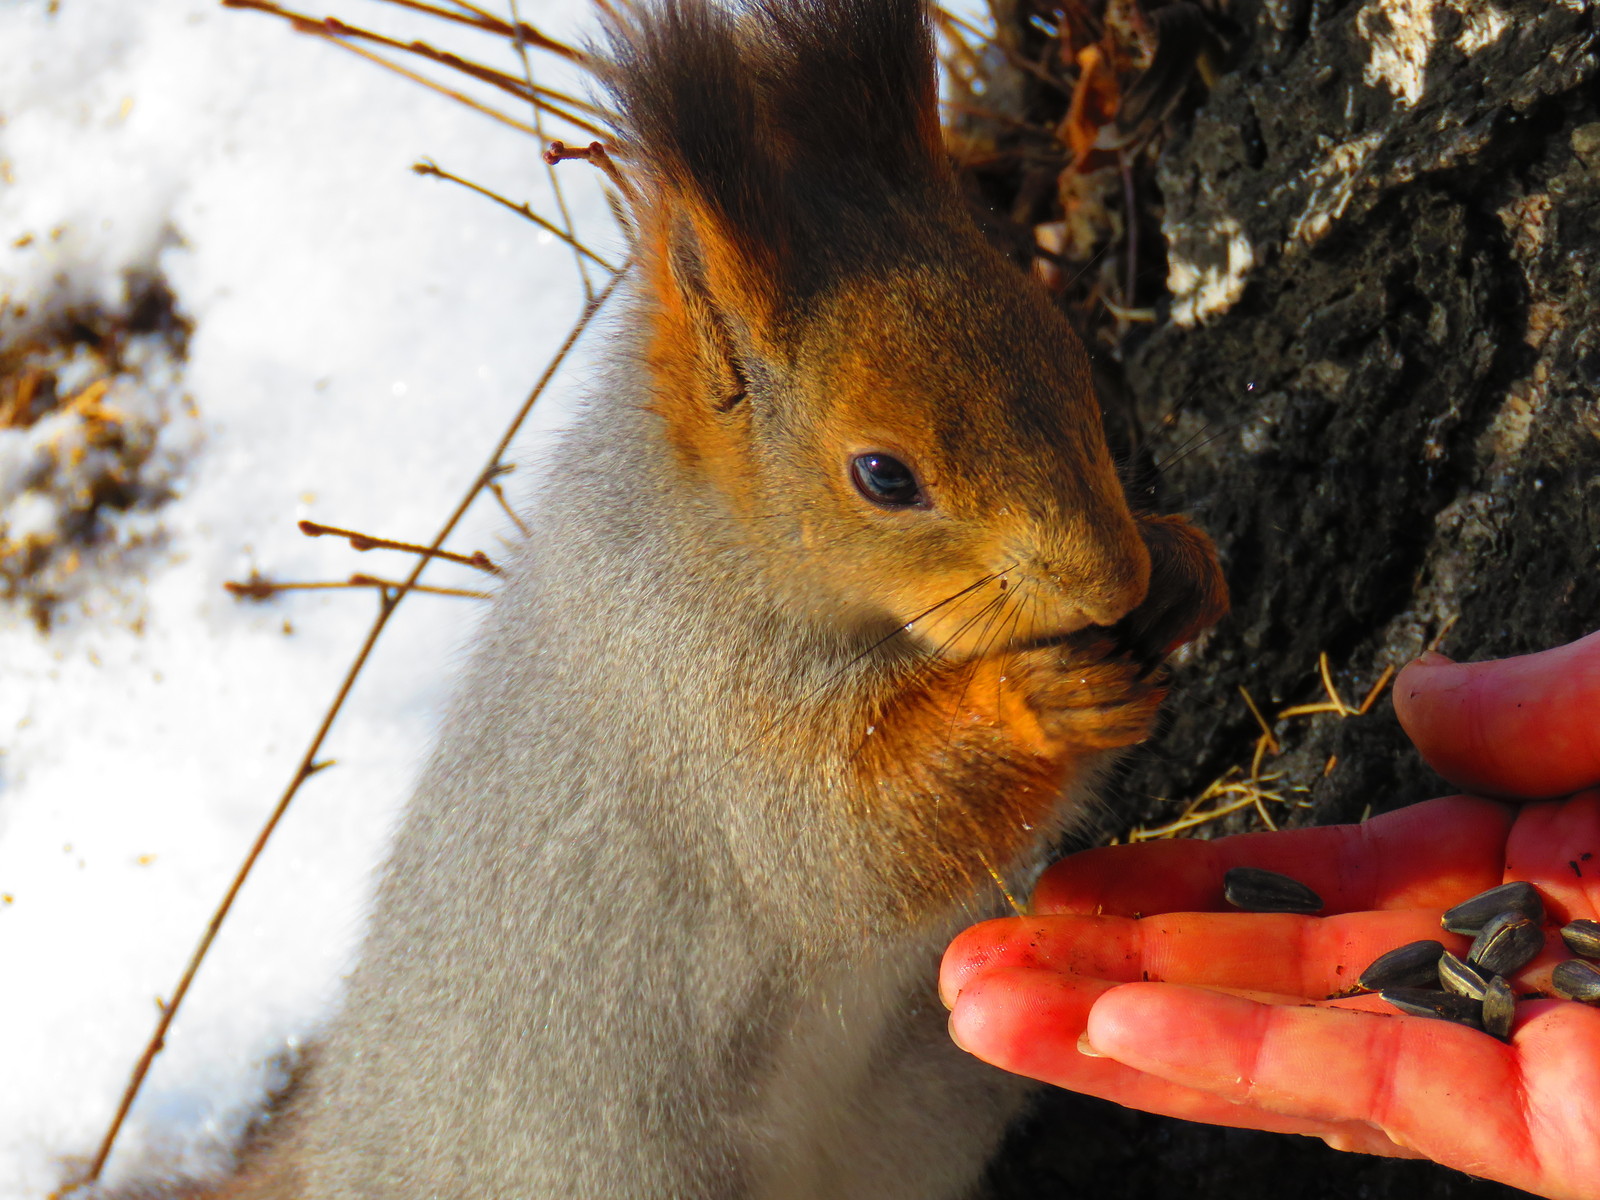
[941,630,1600,1199]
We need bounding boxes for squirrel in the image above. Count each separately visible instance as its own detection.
[161,1,1228,1197]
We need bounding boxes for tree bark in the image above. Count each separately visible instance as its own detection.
[987,0,1599,1194]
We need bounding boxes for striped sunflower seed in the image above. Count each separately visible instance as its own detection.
[1441,881,1543,936]
[1560,919,1600,960]
[1482,975,1515,1040]
[1551,959,1600,1003]
[1222,867,1324,915]
[1358,940,1444,991]
[1437,950,1487,1002]
[1467,912,1544,978]
[1379,987,1484,1029]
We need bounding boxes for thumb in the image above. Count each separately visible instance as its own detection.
[1393,631,1600,800]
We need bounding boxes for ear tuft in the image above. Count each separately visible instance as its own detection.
[598,0,945,287]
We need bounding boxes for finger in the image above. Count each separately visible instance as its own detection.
[1085,984,1551,1190]
[940,910,1468,1007]
[946,968,1417,1155]
[1501,791,1600,928]
[1393,632,1600,799]
[1033,796,1514,917]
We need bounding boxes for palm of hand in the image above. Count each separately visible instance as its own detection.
[942,791,1600,1200]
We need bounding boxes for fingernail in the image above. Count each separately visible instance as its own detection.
[1413,650,1455,666]
[948,1012,971,1053]
[1076,1033,1105,1058]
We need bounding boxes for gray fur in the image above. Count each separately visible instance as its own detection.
[275,326,1043,1198]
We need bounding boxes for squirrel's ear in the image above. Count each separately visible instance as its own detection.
[638,198,762,415]
[600,0,786,330]
[600,0,947,316]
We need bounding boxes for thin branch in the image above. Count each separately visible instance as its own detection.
[545,140,636,207]
[349,572,492,598]
[298,517,500,574]
[413,160,619,272]
[222,1,605,139]
[510,0,594,300]
[369,0,584,62]
[224,573,491,600]
[1427,613,1460,654]
[487,474,532,539]
[1237,685,1281,755]
[301,16,607,128]
[1357,664,1397,716]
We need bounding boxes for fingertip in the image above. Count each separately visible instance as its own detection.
[1391,653,1468,743]
[944,968,1031,1066]
[1395,630,1600,799]
[946,966,1108,1077]
[939,917,1052,1009]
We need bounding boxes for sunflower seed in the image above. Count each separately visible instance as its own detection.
[1223,867,1324,915]
[1482,975,1515,1040]
[1468,912,1545,978]
[1551,959,1600,1003]
[1358,940,1444,991]
[1440,881,1544,936]
[1560,919,1600,960]
[1437,950,1487,1002]
[1379,987,1484,1028]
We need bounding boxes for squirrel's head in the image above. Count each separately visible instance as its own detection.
[602,0,1207,659]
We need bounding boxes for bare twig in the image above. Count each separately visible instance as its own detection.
[1237,685,1280,755]
[1357,663,1397,716]
[1427,614,1460,654]
[224,573,491,600]
[222,0,605,139]
[544,140,637,207]
[509,0,595,300]
[296,15,606,129]
[367,0,583,62]
[298,517,500,574]
[412,160,619,272]
[487,471,532,539]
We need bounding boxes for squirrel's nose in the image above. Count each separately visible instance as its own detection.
[1046,525,1150,628]
[1078,576,1147,628]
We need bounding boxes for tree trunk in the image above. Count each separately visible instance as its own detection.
[986,0,1599,1194]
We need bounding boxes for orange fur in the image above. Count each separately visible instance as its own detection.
[852,514,1227,915]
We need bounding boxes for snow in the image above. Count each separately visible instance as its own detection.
[0,1,989,1194]
[0,1,616,1191]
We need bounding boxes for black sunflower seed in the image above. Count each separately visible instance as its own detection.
[1437,950,1487,1002]
[1482,975,1515,1040]
[1379,987,1484,1029]
[1467,912,1544,978]
[1223,867,1324,915]
[1551,959,1600,1003]
[1358,940,1444,991]
[1560,919,1600,960]
[1440,881,1544,936]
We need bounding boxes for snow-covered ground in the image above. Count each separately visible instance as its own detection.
[0,1,989,1194]
[0,1,617,1191]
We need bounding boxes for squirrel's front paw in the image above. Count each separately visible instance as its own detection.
[1011,642,1166,751]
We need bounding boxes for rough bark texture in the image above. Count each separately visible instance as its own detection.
[989,0,1599,1194]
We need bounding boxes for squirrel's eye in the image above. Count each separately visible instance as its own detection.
[850,453,926,509]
